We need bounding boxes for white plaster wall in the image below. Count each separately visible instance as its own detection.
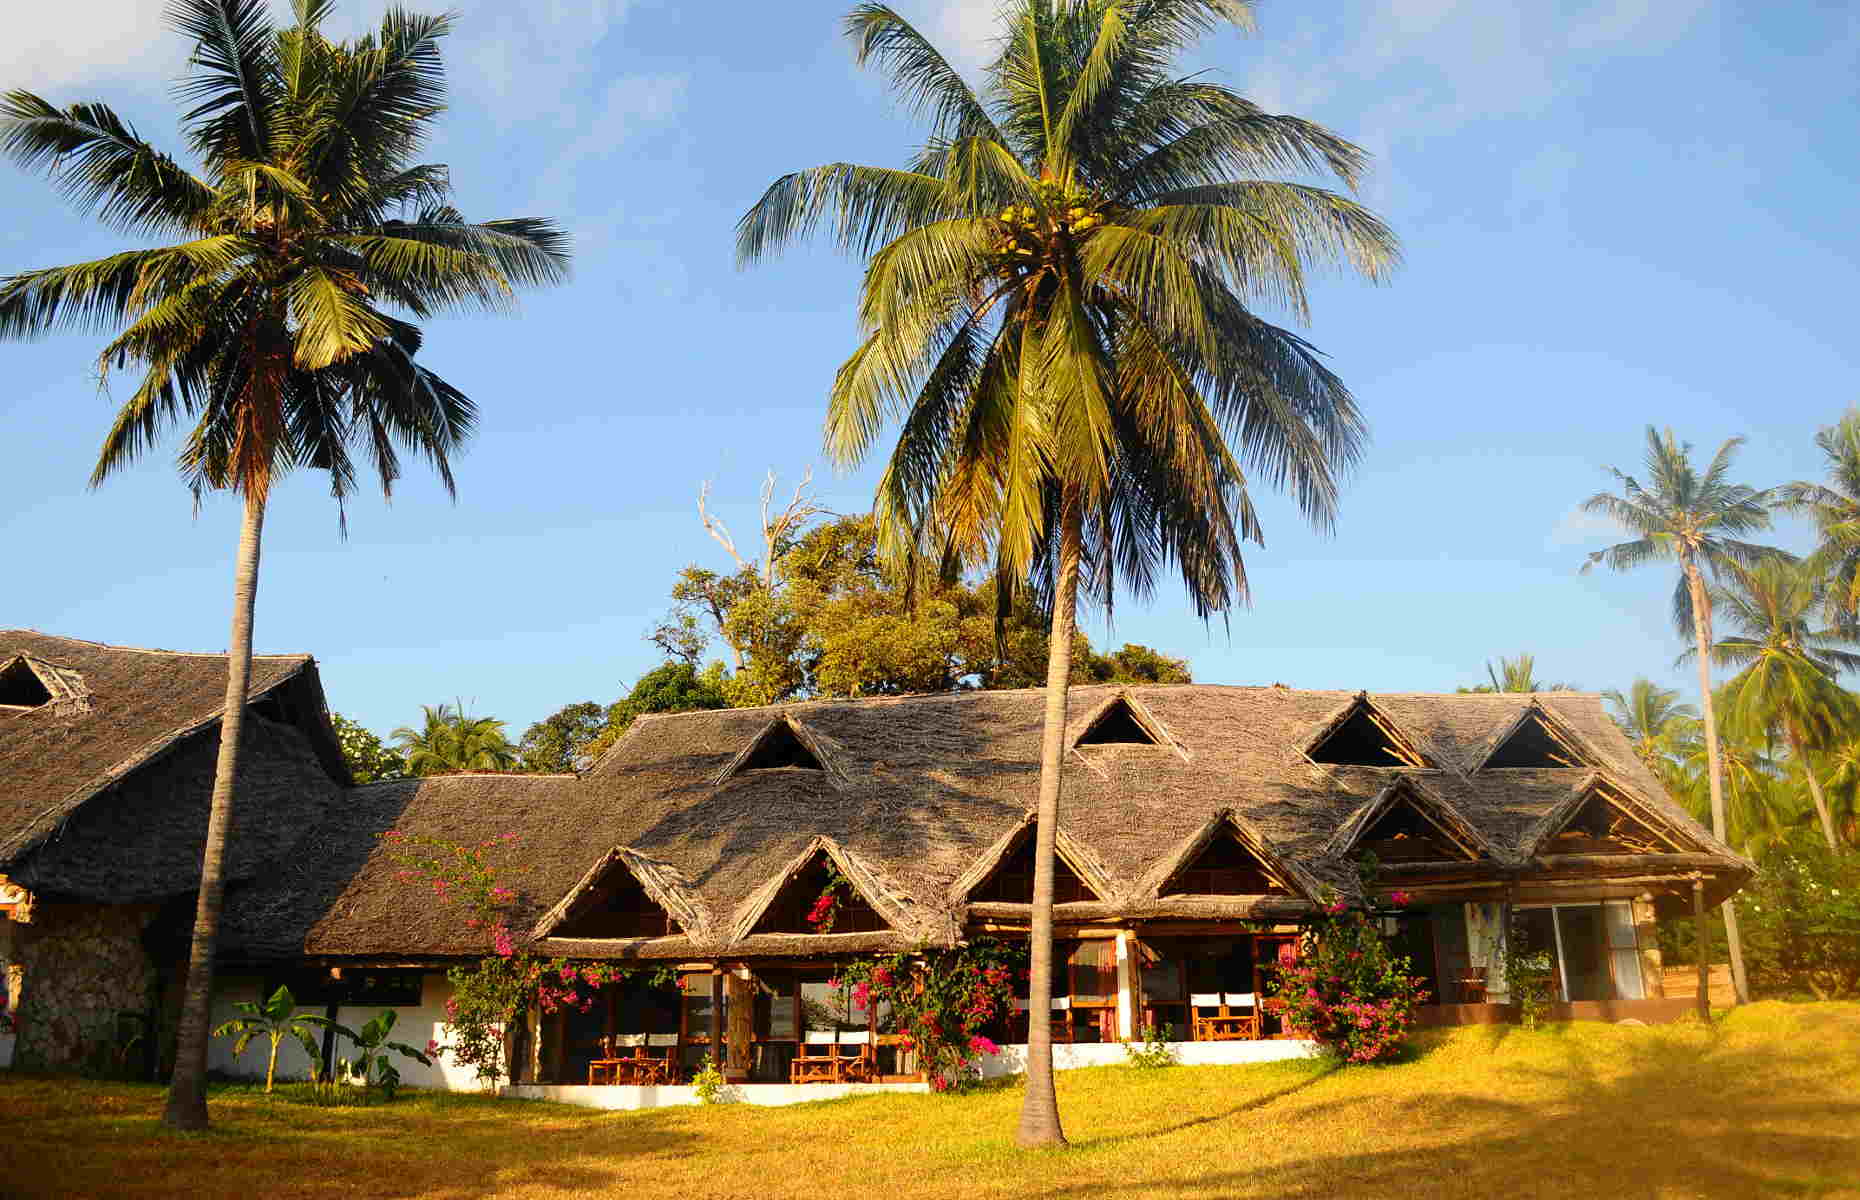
[505,1081,929,1109]
[976,1038,1317,1078]
[208,973,487,1091]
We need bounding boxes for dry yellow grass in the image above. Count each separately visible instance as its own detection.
[4,1002,1858,1199]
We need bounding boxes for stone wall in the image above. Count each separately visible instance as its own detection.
[9,903,159,1070]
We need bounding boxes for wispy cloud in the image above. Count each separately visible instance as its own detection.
[0,0,181,93]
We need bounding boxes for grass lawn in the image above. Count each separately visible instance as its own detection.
[4,1002,1858,1199]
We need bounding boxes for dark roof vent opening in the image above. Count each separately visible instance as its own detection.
[0,658,52,709]
[741,721,824,772]
[1163,829,1288,896]
[970,828,1096,904]
[1358,793,1478,862]
[752,852,890,935]
[553,867,677,940]
[1309,701,1431,768]
[1075,698,1161,747]
[1485,710,1588,769]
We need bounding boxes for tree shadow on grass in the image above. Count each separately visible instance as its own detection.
[1070,1059,1342,1150]
[1037,1027,1860,1199]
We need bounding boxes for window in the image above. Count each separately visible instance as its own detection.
[969,829,1097,904]
[1074,698,1162,747]
[1308,700,1432,767]
[1356,793,1477,862]
[0,658,51,710]
[1544,790,1674,855]
[750,852,892,934]
[550,866,677,939]
[739,722,823,771]
[1066,941,1118,1043]
[1483,710,1591,769]
[1162,829,1287,896]
[264,968,423,1008]
[1514,903,1644,1003]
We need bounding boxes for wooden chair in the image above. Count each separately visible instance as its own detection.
[588,1033,637,1086]
[836,1031,876,1083]
[637,1033,678,1085]
[1192,992,1260,1041]
[790,1031,842,1084]
[1454,967,1489,1005]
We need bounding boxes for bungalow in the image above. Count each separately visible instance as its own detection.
[0,632,346,1071]
[0,629,1752,1095]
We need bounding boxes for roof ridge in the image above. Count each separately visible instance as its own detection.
[0,630,310,660]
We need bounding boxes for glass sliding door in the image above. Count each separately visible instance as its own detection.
[1602,901,1645,1000]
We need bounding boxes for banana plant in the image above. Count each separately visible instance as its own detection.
[313,1009,431,1098]
[211,986,323,1093]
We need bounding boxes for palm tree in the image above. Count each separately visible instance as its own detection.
[1815,737,1860,845]
[1482,653,1577,693]
[1779,410,1860,630]
[1580,427,1774,1005]
[1602,677,1697,787]
[739,0,1395,1146]
[392,702,519,774]
[0,1,568,1129]
[1702,557,1860,850]
[1672,730,1799,858]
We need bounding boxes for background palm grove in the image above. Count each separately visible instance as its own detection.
[1,0,1857,1153]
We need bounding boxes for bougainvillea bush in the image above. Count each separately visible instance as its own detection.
[836,939,1024,1091]
[1265,891,1429,1063]
[385,831,655,1088]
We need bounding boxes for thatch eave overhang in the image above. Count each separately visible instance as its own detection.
[530,846,712,941]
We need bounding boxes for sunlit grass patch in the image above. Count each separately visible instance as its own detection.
[2,1003,1856,1199]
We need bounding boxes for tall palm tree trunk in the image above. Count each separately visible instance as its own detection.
[162,489,266,1130]
[1016,493,1081,1150]
[1784,721,1842,851]
[1685,561,1750,1006]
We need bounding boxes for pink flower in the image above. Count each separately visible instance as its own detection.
[492,926,516,958]
[1390,890,1412,907]
[969,1036,999,1056]
[490,886,515,903]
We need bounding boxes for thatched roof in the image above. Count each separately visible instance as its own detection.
[221,684,1749,965]
[0,630,349,885]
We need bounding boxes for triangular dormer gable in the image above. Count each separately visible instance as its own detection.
[711,714,840,786]
[730,838,909,941]
[1068,692,1185,757]
[1303,693,1436,769]
[1521,775,1701,859]
[1143,812,1317,901]
[531,847,707,941]
[1474,703,1598,771]
[951,816,1112,905]
[0,653,89,714]
[1327,779,1491,864]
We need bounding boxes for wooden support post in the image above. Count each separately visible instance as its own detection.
[1692,877,1710,1024]
[709,969,724,1064]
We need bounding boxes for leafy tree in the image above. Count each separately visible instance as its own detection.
[517,701,606,774]
[210,984,322,1092]
[330,712,406,783]
[1580,427,1774,1005]
[1738,835,1860,1000]
[659,508,1193,701]
[580,661,732,762]
[393,703,518,775]
[1704,556,1860,850]
[1779,409,1860,630]
[740,0,1393,1145]
[0,1,567,1128]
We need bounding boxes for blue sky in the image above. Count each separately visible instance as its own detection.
[4,0,1859,740]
